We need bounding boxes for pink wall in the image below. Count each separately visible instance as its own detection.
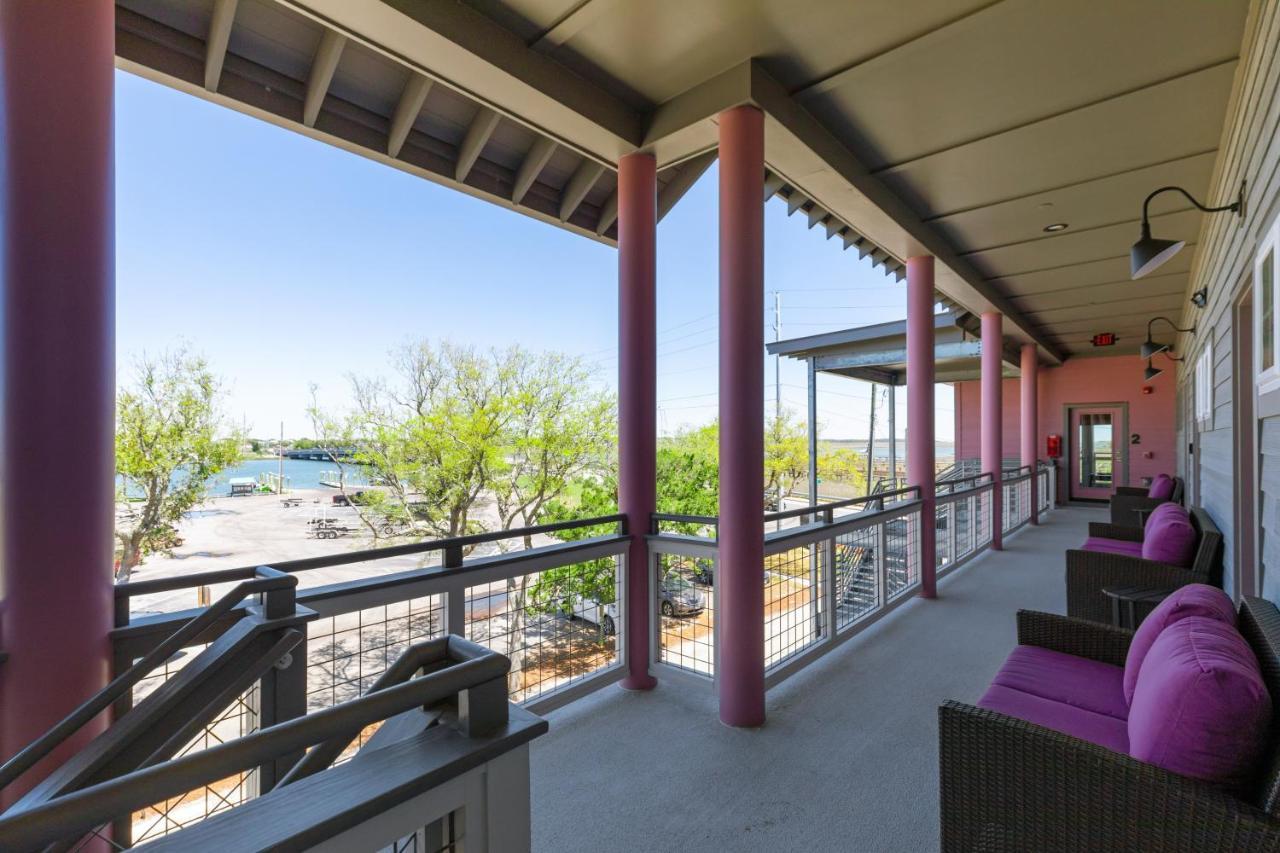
[954,354,1176,488]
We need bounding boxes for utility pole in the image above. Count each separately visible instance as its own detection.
[279,420,285,494]
[866,383,877,495]
[773,291,783,525]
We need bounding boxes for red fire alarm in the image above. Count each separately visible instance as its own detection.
[1142,385,1154,395]
[1091,332,1117,347]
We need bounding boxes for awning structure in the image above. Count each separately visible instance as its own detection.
[767,312,1021,386]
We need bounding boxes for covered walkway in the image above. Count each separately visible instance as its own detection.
[531,506,1102,852]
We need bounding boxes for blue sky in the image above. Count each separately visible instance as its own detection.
[116,69,953,442]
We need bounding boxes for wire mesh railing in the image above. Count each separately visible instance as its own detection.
[106,518,628,845]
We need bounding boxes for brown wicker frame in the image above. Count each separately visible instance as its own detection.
[939,598,1280,852]
[1065,507,1223,624]
[1108,478,1185,528]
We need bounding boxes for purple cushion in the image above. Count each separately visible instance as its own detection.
[1081,536,1145,558]
[992,645,1128,720]
[1128,617,1271,786]
[1123,583,1235,705]
[1148,474,1175,500]
[1141,507,1197,566]
[979,683,1129,753]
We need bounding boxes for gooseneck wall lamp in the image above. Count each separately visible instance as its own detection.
[1130,183,1244,279]
[1140,316,1195,381]
[1140,316,1196,360]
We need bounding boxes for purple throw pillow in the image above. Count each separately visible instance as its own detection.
[1142,501,1184,536]
[1141,506,1196,566]
[1128,617,1270,786]
[1123,583,1235,705]
[1148,474,1175,500]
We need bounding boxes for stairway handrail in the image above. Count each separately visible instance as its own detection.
[0,638,513,852]
[0,566,296,793]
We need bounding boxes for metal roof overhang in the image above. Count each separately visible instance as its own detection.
[767,313,1020,385]
[114,0,1252,366]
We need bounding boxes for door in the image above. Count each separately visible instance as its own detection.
[1069,406,1125,501]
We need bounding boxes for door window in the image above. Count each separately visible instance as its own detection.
[1077,413,1113,488]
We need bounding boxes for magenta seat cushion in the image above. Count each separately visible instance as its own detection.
[1141,507,1197,566]
[1122,583,1235,704]
[1148,474,1175,500]
[979,683,1129,753]
[1128,617,1271,786]
[1081,537,1144,558]
[992,645,1128,720]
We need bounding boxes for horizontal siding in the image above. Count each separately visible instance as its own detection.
[1261,418,1280,601]
[1199,427,1236,597]
[1175,0,1280,603]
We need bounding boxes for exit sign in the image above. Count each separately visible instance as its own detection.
[1092,332,1117,347]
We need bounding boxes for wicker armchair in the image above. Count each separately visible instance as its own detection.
[1109,477,1184,528]
[1065,506,1223,624]
[939,600,1280,852]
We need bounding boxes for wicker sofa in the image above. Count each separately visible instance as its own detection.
[939,597,1280,852]
[1065,506,1223,624]
[1109,476,1184,528]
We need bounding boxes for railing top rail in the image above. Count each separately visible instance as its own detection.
[935,479,995,505]
[0,567,297,794]
[116,534,631,647]
[114,513,626,599]
[0,639,526,852]
[763,496,923,553]
[763,485,920,523]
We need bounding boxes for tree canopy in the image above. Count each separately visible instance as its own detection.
[114,350,241,580]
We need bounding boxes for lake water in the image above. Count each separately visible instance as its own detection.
[208,458,368,491]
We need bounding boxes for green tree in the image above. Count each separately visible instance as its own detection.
[817,445,869,496]
[114,350,242,581]
[765,409,808,509]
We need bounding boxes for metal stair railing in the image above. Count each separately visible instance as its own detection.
[0,638,538,853]
[0,567,301,797]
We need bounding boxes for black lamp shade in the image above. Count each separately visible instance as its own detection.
[1144,363,1163,382]
[1131,221,1185,279]
[1140,338,1170,360]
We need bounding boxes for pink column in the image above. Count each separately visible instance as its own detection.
[0,0,115,795]
[906,257,937,598]
[981,312,1004,549]
[617,152,658,691]
[718,105,765,727]
[1020,343,1039,525]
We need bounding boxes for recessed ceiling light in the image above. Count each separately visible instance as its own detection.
[1043,223,1069,232]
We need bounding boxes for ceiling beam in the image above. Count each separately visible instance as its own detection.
[763,171,786,201]
[792,1,1005,100]
[512,136,557,204]
[455,106,500,183]
[559,160,605,221]
[595,191,618,235]
[303,29,347,128]
[530,0,610,52]
[387,73,433,157]
[657,150,716,222]
[203,0,239,93]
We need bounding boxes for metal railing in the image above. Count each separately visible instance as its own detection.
[105,515,629,844]
[0,637,541,852]
[6,459,1063,845]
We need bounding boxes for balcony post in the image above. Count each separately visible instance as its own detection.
[617,152,658,691]
[718,105,765,727]
[981,312,1004,549]
[0,0,115,796]
[906,256,937,598]
[1020,343,1039,525]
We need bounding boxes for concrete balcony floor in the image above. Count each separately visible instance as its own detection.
[530,505,1105,852]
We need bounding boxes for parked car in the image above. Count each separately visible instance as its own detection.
[571,571,706,636]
